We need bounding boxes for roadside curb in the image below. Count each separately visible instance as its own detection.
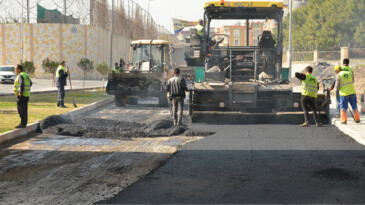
[0,87,103,96]
[332,118,365,146]
[0,97,114,145]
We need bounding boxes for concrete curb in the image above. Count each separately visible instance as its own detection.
[0,87,103,96]
[332,118,365,146]
[0,97,114,145]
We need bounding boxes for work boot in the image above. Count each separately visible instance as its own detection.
[300,122,309,127]
[354,109,361,123]
[341,110,347,124]
[15,124,26,128]
[60,101,67,108]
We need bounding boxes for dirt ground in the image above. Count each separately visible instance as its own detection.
[0,102,209,204]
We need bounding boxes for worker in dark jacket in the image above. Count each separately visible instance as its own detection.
[166,68,188,126]
[295,66,321,127]
[14,64,32,128]
[55,61,69,108]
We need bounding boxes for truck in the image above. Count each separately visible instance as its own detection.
[106,40,173,107]
[186,1,331,124]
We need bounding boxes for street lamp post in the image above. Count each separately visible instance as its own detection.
[288,0,293,78]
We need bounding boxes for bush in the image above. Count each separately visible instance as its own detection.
[21,61,36,75]
[77,58,94,91]
[42,58,59,86]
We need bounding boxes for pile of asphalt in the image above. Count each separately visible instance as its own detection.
[38,115,214,139]
[291,62,334,85]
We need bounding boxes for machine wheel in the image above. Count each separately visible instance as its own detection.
[114,94,126,107]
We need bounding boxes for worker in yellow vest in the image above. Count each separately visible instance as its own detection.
[195,19,204,37]
[295,66,321,127]
[341,58,354,75]
[56,61,69,108]
[14,64,32,128]
[329,65,360,124]
[113,63,120,73]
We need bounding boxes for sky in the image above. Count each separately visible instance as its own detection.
[132,0,285,32]
[132,0,208,32]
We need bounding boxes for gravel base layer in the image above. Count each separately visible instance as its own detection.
[39,115,215,139]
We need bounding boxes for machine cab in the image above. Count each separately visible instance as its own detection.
[129,40,171,73]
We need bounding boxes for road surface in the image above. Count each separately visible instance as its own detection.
[1,102,365,204]
[98,121,365,204]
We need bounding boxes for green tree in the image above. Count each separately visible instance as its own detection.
[95,62,111,89]
[77,57,94,92]
[21,61,36,75]
[42,58,59,87]
[283,0,365,50]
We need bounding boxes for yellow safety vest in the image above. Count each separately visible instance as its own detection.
[14,72,31,97]
[337,71,356,96]
[195,24,204,36]
[301,73,318,98]
[341,66,353,75]
[113,67,120,73]
[56,65,66,78]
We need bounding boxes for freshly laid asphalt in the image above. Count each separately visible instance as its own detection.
[97,124,365,204]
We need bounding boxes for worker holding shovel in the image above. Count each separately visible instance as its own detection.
[56,61,69,108]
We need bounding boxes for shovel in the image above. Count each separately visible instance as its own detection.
[67,66,77,108]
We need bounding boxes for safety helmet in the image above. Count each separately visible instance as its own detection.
[334,65,341,72]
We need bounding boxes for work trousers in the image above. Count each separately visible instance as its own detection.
[171,97,184,125]
[301,95,319,124]
[17,96,29,126]
[57,86,65,106]
[340,94,357,111]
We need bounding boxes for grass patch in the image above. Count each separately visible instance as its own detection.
[0,89,111,134]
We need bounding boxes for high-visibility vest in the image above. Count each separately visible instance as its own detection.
[14,72,31,97]
[113,67,120,73]
[195,24,203,36]
[337,71,356,96]
[56,65,66,78]
[341,66,353,75]
[301,73,318,98]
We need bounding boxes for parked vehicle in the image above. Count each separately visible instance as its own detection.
[0,65,16,84]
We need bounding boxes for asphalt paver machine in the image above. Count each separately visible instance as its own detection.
[106,40,173,107]
[186,1,331,124]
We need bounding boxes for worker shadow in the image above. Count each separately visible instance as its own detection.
[96,124,365,204]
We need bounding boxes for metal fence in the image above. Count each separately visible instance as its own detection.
[318,51,341,61]
[0,0,173,41]
[350,48,365,59]
[292,51,314,61]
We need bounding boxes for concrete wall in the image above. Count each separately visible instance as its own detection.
[0,23,131,80]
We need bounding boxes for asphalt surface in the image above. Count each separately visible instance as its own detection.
[98,123,365,204]
[0,78,104,95]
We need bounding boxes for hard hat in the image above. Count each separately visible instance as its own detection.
[334,65,341,72]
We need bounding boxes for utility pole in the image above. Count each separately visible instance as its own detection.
[90,0,94,25]
[288,0,293,78]
[21,0,24,63]
[64,0,67,23]
[26,0,29,23]
[110,0,114,68]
